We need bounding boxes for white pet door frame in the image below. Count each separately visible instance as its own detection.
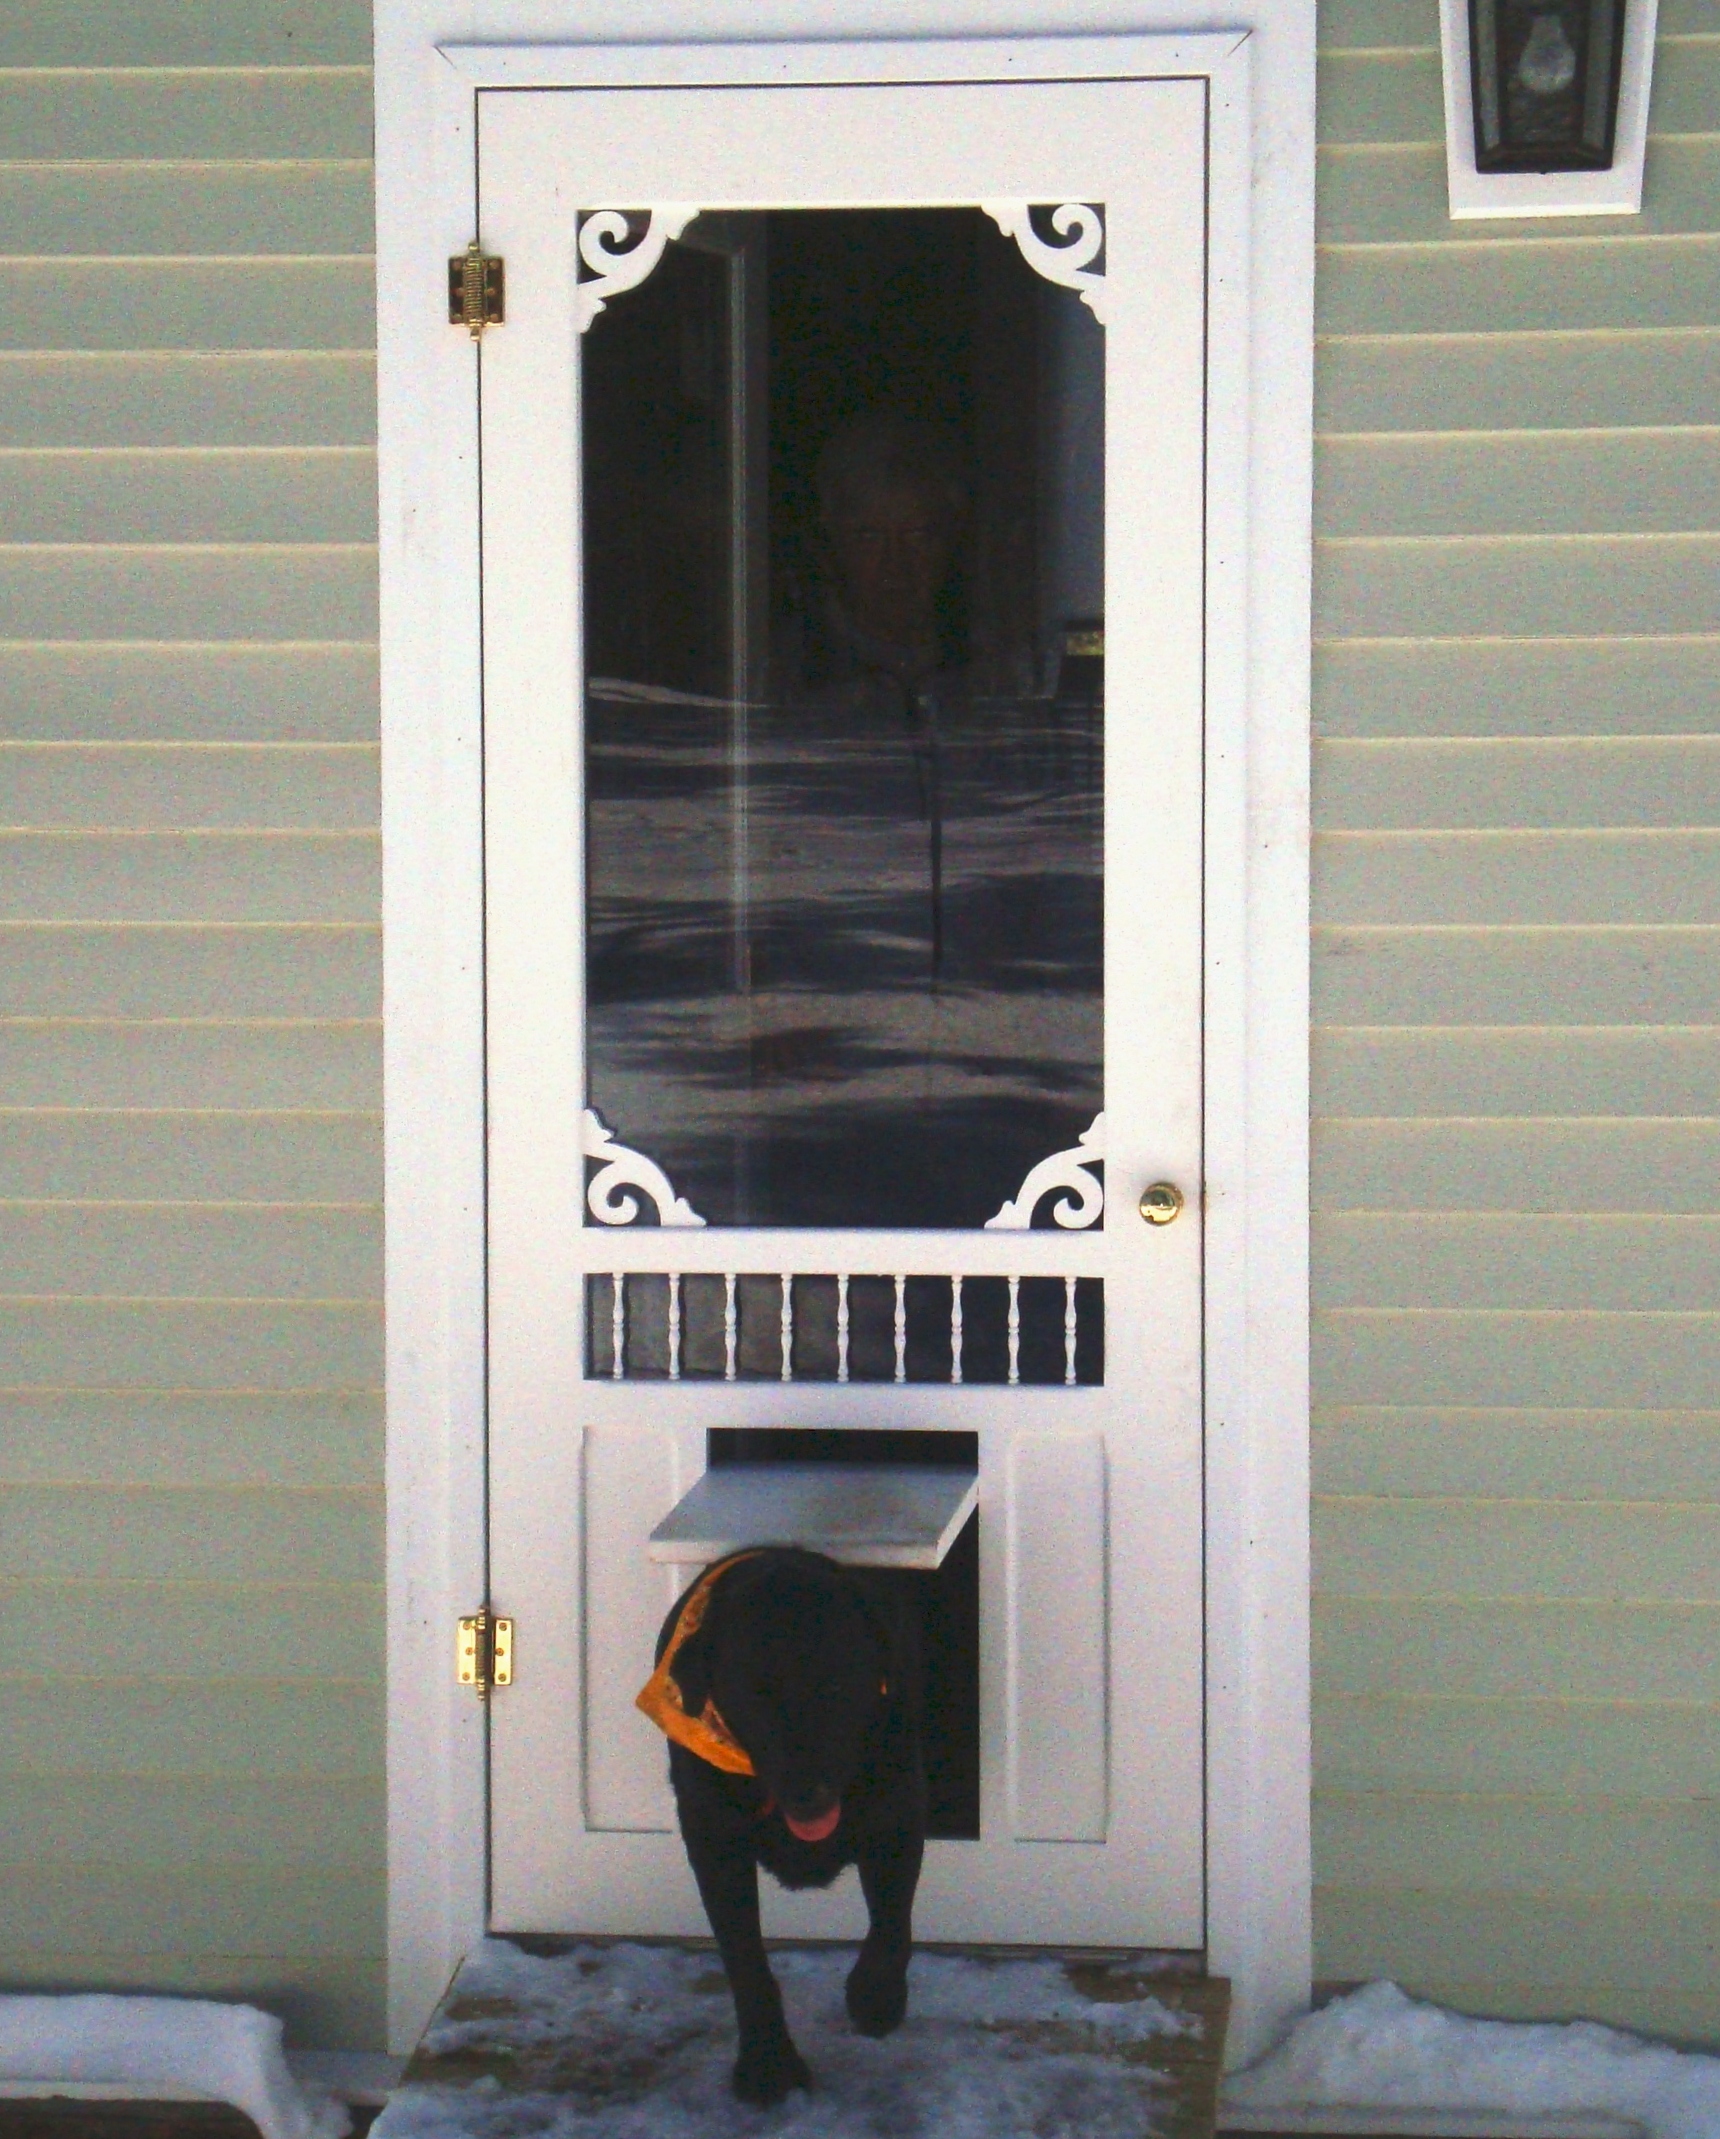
[377,20,1314,2066]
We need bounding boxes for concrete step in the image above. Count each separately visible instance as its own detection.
[376,1936,1232,2139]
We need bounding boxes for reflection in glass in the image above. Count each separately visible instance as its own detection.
[584,209,1104,1229]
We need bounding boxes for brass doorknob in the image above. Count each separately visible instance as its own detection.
[1139,1182,1185,1226]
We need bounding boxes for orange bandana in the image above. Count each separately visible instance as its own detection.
[634,1552,764,1777]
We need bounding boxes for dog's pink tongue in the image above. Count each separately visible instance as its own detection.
[784,1803,841,1843]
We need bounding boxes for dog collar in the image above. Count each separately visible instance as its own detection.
[634,1551,765,1777]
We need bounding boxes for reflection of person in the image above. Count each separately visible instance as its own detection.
[813,413,968,689]
[770,414,972,994]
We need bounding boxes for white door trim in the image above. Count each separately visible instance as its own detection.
[376,6,1313,2068]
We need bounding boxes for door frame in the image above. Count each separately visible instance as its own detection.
[376,6,1315,2068]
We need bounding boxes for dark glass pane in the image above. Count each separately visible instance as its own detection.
[584,208,1104,1228]
[1470,0,1625,172]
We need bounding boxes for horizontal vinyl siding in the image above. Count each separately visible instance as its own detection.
[0,2,381,2049]
[0,452,380,542]
[1313,1,1720,2047]
[1,71,374,161]
[0,354,377,448]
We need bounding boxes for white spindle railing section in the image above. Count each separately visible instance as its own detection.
[589,1268,1101,1386]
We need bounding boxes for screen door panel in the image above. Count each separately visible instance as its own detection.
[482,75,1207,1948]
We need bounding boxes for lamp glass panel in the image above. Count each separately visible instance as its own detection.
[1469,0,1627,171]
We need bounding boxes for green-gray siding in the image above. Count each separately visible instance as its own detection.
[1314,0,1720,2045]
[4,0,1716,2063]
[0,0,382,2048]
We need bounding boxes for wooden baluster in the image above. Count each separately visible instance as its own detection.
[837,1274,850,1384]
[950,1275,964,1385]
[1064,1274,1078,1387]
[668,1271,682,1382]
[894,1275,907,1384]
[1007,1275,1021,1387]
[723,1272,737,1382]
[780,1273,794,1382]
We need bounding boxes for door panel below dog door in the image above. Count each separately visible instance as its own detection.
[1008,1431,1107,1842]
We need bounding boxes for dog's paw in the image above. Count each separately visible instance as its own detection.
[732,2035,813,2105]
[845,1947,909,2038]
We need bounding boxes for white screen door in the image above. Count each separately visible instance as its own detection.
[479,68,1208,1948]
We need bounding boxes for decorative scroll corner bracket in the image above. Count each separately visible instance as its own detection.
[581,1109,707,1227]
[980,202,1107,325]
[985,1112,1107,1231]
[574,207,701,332]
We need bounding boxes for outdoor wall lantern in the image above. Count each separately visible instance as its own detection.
[1468,0,1628,170]
[1441,0,1656,217]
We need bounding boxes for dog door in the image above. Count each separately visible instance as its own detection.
[481,67,1208,1950]
[649,1466,978,1569]
[662,1429,984,1841]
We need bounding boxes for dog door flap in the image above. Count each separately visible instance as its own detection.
[648,1463,978,1568]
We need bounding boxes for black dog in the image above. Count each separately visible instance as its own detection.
[637,1546,926,2104]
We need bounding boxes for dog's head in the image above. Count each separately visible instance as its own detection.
[673,1550,892,1842]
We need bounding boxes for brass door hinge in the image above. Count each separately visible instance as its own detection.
[448,242,504,337]
[456,1609,514,1697]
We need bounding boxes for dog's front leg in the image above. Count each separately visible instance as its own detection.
[847,1829,923,2037]
[685,1831,812,2103]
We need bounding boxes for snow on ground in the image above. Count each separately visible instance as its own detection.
[1224,1981,1720,2139]
[0,1994,350,2139]
[377,1938,1199,2139]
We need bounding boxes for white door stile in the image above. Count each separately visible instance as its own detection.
[481,71,1209,1950]
[479,121,590,1935]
